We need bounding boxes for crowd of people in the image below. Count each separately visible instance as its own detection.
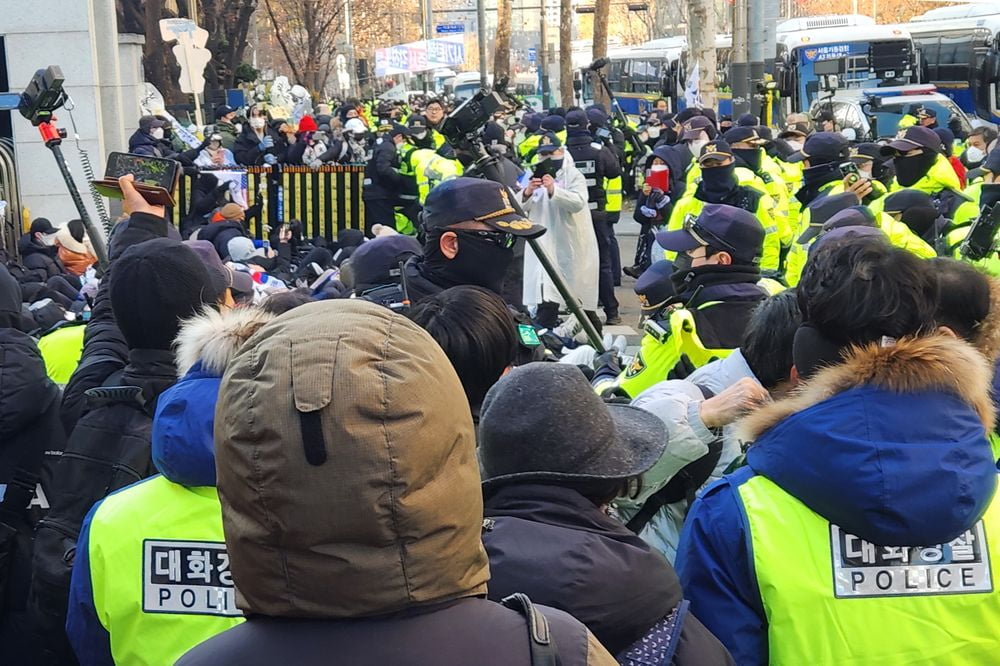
[2,84,1000,665]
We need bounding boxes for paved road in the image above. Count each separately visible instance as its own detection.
[607,215,644,348]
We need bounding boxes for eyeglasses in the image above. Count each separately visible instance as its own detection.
[683,215,736,254]
[455,229,515,249]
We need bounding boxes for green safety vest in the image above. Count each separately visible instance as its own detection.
[605,174,623,213]
[86,476,243,665]
[37,324,85,387]
[739,474,1000,665]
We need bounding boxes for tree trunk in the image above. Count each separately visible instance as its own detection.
[687,0,716,109]
[494,0,512,81]
[591,0,611,108]
[559,0,573,107]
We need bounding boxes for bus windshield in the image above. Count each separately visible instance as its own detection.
[795,39,914,111]
[868,99,972,138]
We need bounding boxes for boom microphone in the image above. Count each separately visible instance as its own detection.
[589,58,609,71]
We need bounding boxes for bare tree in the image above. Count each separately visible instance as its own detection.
[198,0,259,89]
[591,0,611,107]
[263,0,345,95]
[687,0,716,108]
[559,0,573,107]
[494,0,513,81]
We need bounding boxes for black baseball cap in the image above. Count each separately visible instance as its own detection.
[656,203,765,265]
[698,139,734,165]
[29,218,57,236]
[634,260,677,311]
[916,106,937,119]
[215,105,236,120]
[736,113,759,127]
[882,189,935,214]
[785,132,850,164]
[850,143,881,162]
[881,126,942,155]
[184,240,254,298]
[797,192,861,244]
[406,114,430,135]
[723,126,764,146]
[349,235,423,293]
[822,206,878,234]
[565,109,588,129]
[778,122,810,139]
[681,116,716,141]
[422,177,545,238]
[535,131,563,155]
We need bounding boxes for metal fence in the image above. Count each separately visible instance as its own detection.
[171,165,367,241]
[0,139,22,255]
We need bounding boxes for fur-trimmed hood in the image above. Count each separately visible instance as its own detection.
[152,306,274,487]
[970,275,1000,364]
[740,335,998,546]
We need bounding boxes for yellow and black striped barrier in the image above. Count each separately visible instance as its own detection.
[171,165,367,240]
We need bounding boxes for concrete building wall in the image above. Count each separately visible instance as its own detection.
[0,0,143,230]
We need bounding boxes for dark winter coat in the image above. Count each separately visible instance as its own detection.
[127,129,164,158]
[30,348,177,665]
[362,139,410,201]
[233,124,287,167]
[60,212,176,437]
[0,329,66,660]
[197,221,250,260]
[16,234,67,285]
[483,483,734,664]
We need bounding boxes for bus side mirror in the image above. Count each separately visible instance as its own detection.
[774,59,792,96]
[984,52,1000,84]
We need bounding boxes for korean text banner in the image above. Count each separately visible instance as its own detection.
[375,36,466,76]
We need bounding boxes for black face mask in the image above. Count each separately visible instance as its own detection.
[422,229,514,293]
[698,164,737,203]
[894,150,938,187]
[733,148,761,173]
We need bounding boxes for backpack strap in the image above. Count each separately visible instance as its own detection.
[501,593,559,666]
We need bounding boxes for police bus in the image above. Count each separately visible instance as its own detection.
[581,15,916,120]
[773,15,916,118]
[898,5,1000,124]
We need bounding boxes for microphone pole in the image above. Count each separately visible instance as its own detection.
[588,59,645,157]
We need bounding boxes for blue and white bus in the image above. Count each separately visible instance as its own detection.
[900,5,1000,124]
[580,15,916,121]
[773,15,916,118]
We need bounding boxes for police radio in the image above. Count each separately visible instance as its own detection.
[960,184,1000,262]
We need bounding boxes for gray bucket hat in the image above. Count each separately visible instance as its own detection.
[478,363,668,489]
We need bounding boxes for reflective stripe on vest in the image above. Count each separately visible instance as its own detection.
[738,474,1000,665]
[87,476,244,665]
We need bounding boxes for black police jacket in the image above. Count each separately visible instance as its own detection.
[565,132,621,212]
[363,139,413,201]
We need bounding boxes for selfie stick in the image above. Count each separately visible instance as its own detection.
[38,120,109,269]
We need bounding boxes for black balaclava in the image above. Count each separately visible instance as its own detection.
[422,229,513,294]
[698,164,738,203]
[733,147,762,174]
[894,150,938,188]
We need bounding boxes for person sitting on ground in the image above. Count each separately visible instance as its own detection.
[479,363,734,664]
[54,219,97,277]
[177,299,617,666]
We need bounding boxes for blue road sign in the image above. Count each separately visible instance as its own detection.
[436,23,465,34]
[528,48,537,62]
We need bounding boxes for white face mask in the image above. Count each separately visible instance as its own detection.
[150,127,165,140]
[786,139,804,152]
[689,138,709,156]
[966,146,986,164]
[858,165,873,179]
[234,123,243,134]
[651,164,668,173]
[250,117,266,130]
[647,126,661,139]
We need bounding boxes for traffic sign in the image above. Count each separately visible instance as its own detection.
[528,48,537,62]
[436,23,465,34]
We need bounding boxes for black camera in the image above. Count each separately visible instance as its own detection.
[440,87,518,143]
[960,184,1000,262]
[19,66,66,126]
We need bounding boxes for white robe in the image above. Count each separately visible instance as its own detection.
[520,157,599,311]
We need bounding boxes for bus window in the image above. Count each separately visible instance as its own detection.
[609,60,624,89]
[938,34,974,82]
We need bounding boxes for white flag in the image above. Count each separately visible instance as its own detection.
[684,61,702,109]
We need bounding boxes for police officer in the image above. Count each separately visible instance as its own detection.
[402,177,545,305]
[588,106,627,284]
[600,204,776,398]
[362,123,418,236]
[399,115,463,206]
[565,109,623,325]
[667,140,781,273]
